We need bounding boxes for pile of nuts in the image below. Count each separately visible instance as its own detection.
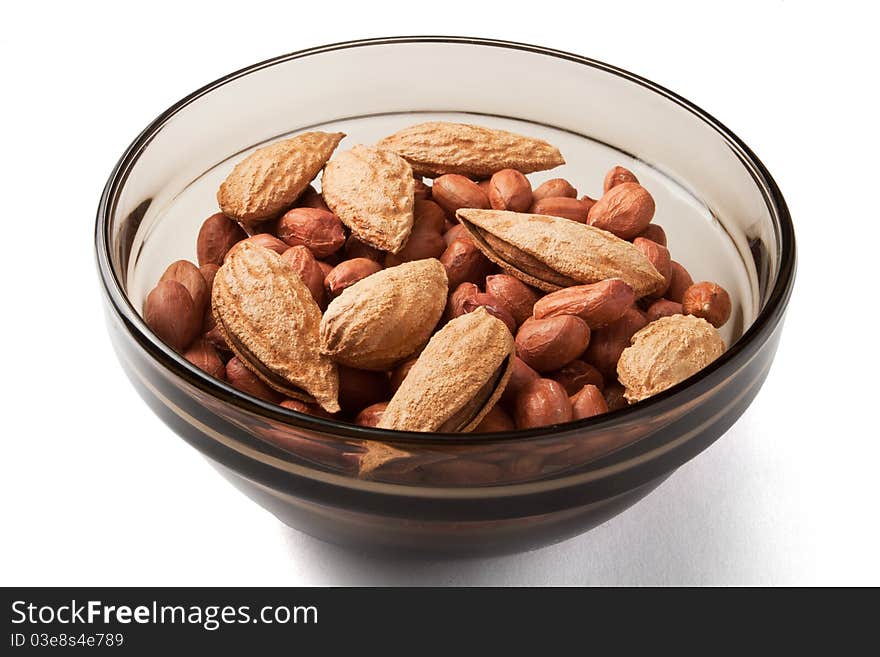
[144,121,731,437]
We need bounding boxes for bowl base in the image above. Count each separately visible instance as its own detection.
[213,460,670,557]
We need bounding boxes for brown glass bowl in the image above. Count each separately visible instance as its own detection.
[95,37,795,556]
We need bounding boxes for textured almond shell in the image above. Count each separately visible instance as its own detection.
[377,122,565,178]
[321,145,414,253]
[457,209,665,297]
[319,259,447,371]
[217,132,344,223]
[378,308,515,433]
[212,242,340,412]
[617,314,725,402]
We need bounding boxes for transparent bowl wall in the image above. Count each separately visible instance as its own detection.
[97,38,794,555]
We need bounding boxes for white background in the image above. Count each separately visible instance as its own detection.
[1,1,878,586]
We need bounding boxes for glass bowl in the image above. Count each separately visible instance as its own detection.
[95,37,795,556]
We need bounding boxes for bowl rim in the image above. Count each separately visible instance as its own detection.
[95,35,796,455]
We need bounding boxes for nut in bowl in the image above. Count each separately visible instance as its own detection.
[97,38,794,555]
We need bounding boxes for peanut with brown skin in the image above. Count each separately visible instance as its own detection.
[583,307,648,377]
[196,212,247,266]
[473,405,516,432]
[354,402,388,427]
[461,292,517,334]
[549,359,604,395]
[343,234,384,263]
[204,325,231,354]
[444,282,480,322]
[413,178,431,201]
[587,182,655,239]
[183,337,226,379]
[484,274,539,327]
[144,280,202,352]
[325,258,383,297]
[199,263,219,292]
[337,365,390,414]
[247,217,279,237]
[431,174,490,216]
[532,178,577,202]
[514,378,573,429]
[515,315,591,373]
[199,263,220,331]
[665,261,693,303]
[442,223,472,247]
[384,229,446,266]
[159,260,209,316]
[635,223,667,247]
[603,165,639,192]
[533,279,635,329]
[487,169,532,212]
[277,207,346,258]
[316,260,335,279]
[229,233,288,259]
[645,299,683,322]
[500,356,541,406]
[529,197,591,223]
[580,195,598,212]
[296,185,330,211]
[603,382,628,412]
[682,282,731,328]
[570,384,609,419]
[225,356,283,403]
[413,199,447,233]
[323,252,342,267]
[439,238,494,290]
[280,245,326,307]
[633,237,672,298]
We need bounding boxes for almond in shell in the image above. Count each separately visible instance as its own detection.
[378,307,515,432]
[217,132,344,224]
[212,241,340,412]
[456,209,665,297]
[377,121,565,179]
[319,258,447,371]
[321,144,415,253]
[617,314,725,402]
